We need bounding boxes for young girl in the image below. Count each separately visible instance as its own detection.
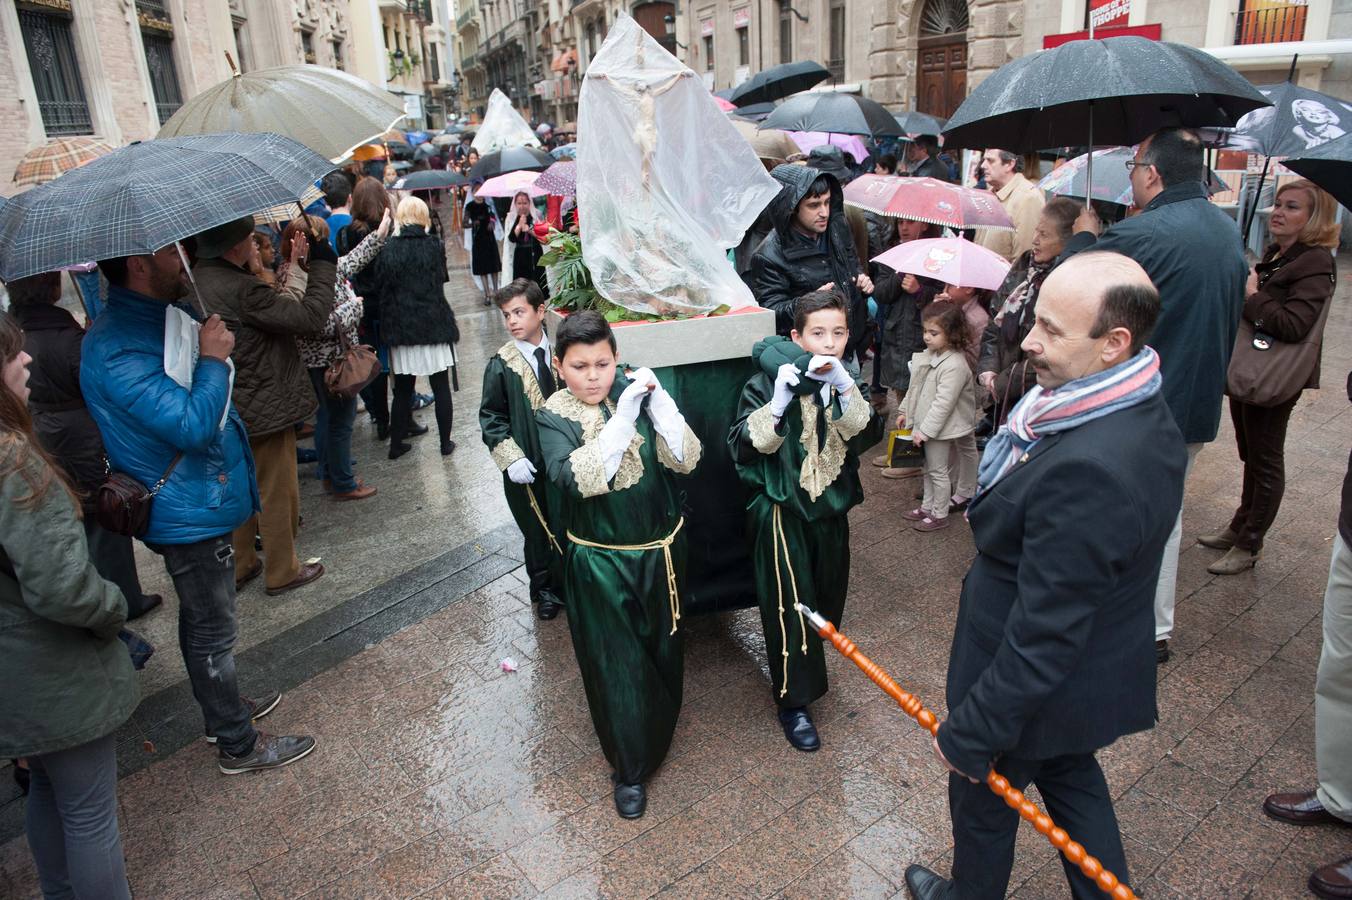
[934,283,992,372]
[897,301,979,531]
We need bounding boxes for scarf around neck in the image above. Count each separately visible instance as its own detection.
[994,259,1051,325]
[976,347,1161,496]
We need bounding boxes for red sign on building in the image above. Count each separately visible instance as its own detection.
[1089,0,1132,30]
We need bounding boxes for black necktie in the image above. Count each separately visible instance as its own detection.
[534,347,556,398]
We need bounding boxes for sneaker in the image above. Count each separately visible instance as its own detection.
[871,453,891,468]
[913,515,950,532]
[205,690,281,744]
[218,731,316,775]
[880,466,922,480]
[901,507,929,522]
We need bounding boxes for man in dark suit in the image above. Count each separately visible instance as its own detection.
[904,252,1187,900]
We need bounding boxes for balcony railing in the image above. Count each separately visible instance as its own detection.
[1234,1,1306,45]
[457,7,477,29]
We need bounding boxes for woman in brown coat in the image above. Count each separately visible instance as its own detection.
[1201,179,1340,575]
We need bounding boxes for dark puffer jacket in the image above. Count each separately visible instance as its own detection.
[193,256,337,437]
[750,165,868,354]
[13,303,105,492]
[373,224,458,348]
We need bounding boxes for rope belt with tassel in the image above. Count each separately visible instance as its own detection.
[567,517,684,634]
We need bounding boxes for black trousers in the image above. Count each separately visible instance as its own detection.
[949,752,1129,900]
[391,370,453,445]
[360,371,389,431]
[84,519,154,617]
[1227,395,1299,551]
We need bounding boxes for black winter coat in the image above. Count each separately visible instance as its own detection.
[1062,182,1247,443]
[750,165,868,355]
[937,393,1186,779]
[13,303,105,492]
[373,225,457,348]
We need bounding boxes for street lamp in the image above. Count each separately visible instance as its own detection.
[662,14,687,50]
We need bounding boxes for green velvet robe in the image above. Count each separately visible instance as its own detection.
[536,375,703,782]
[729,369,883,707]
[478,340,565,603]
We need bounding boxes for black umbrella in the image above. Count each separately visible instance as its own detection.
[469,146,554,181]
[392,169,469,191]
[760,92,904,139]
[730,101,777,123]
[0,132,333,282]
[894,111,947,137]
[942,37,1270,151]
[728,61,831,107]
[1283,133,1352,212]
[1217,74,1352,237]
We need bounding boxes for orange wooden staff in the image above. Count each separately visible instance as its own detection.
[796,603,1138,900]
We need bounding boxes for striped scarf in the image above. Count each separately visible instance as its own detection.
[976,347,1162,496]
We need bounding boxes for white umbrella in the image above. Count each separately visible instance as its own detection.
[157,62,405,163]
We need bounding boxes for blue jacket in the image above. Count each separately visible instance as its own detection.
[1063,182,1247,444]
[80,285,259,545]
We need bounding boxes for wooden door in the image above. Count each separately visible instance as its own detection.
[917,34,967,119]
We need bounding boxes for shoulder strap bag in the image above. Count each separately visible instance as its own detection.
[324,324,381,400]
[1226,260,1335,408]
[94,453,183,538]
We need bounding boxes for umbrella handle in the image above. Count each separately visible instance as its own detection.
[797,605,1139,900]
[295,202,318,240]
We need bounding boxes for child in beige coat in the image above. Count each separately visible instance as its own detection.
[897,301,979,531]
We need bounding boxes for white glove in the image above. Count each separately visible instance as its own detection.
[615,367,656,424]
[597,415,636,481]
[770,362,801,419]
[506,457,536,484]
[646,379,688,463]
[804,354,856,395]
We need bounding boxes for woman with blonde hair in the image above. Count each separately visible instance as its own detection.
[373,196,459,459]
[0,310,137,898]
[1201,178,1341,574]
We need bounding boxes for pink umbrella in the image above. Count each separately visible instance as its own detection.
[714,96,737,112]
[844,175,1013,231]
[786,131,870,165]
[477,170,546,199]
[872,237,1012,291]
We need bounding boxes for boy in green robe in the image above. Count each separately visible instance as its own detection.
[729,290,883,752]
[536,310,702,820]
[478,278,566,620]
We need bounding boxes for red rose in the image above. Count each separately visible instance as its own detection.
[533,221,551,240]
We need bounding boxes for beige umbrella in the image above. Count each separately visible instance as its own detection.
[157,62,405,163]
[730,117,798,167]
[13,137,117,187]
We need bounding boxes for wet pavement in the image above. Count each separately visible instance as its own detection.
[2,243,1351,899]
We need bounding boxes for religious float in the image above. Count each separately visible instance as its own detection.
[540,15,782,614]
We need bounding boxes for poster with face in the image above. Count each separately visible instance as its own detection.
[1221,85,1352,157]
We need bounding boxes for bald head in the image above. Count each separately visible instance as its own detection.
[1022,252,1159,389]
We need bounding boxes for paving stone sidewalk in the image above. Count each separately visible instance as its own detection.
[3,279,1350,900]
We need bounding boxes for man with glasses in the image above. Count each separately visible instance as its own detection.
[1063,127,1248,664]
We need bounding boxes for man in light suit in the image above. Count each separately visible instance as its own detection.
[905,252,1187,900]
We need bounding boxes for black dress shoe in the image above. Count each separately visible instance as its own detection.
[1265,790,1352,827]
[440,439,457,457]
[612,780,646,819]
[1311,855,1352,899]
[388,441,413,460]
[406,422,429,437]
[126,593,163,621]
[777,706,820,752]
[1155,639,1170,664]
[536,591,563,620]
[904,864,953,900]
[375,423,389,441]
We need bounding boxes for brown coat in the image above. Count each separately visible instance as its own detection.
[1244,242,1336,390]
[193,257,337,437]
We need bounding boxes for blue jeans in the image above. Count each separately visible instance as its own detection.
[25,734,130,900]
[144,533,256,756]
[308,367,359,491]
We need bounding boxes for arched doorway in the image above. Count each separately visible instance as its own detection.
[631,1,677,56]
[916,0,968,118]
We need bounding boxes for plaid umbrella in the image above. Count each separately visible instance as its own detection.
[0,132,334,281]
[535,160,576,196]
[13,137,117,187]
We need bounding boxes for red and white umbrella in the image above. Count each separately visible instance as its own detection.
[476,169,545,199]
[844,175,1013,231]
[872,237,1012,291]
